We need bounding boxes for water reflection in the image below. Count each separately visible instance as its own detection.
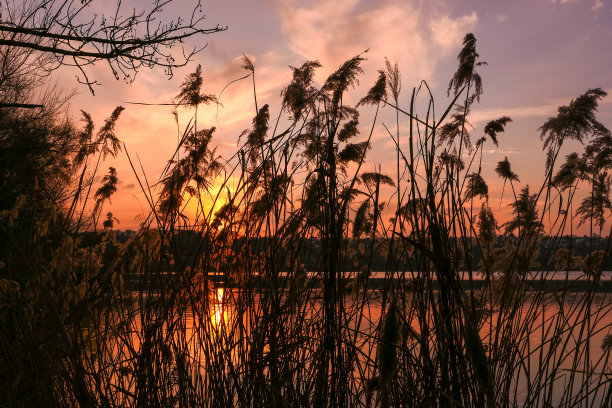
[122,287,609,406]
[211,287,228,329]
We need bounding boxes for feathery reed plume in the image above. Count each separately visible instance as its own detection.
[97,106,124,158]
[384,57,401,104]
[552,152,583,189]
[576,173,611,228]
[505,185,543,234]
[282,60,321,120]
[477,204,498,245]
[357,70,386,107]
[438,104,472,149]
[483,116,512,147]
[448,33,486,104]
[465,172,489,201]
[539,88,608,149]
[93,167,118,216]
[174,64,217,107]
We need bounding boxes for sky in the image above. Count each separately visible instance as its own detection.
[56,0,612,232]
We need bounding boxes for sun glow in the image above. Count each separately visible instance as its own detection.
[211,287,227,329]
[183,176,237,227]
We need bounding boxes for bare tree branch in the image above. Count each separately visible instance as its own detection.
[0,102,43,108]
[0,0,227,95]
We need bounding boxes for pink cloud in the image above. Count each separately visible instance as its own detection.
[271,0,478,89]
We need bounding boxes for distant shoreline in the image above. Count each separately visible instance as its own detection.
[126,271,612,292]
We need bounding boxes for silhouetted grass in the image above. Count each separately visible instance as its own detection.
[1,33,611,407]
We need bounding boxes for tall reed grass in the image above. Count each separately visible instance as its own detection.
[1,33,611,407]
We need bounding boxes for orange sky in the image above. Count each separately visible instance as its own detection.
[50,0,612,234]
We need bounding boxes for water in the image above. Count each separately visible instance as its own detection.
[118,285,611,406]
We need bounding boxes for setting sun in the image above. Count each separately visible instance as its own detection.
[181,176,238,227]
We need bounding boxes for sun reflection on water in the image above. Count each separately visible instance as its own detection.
[211,287,227,329]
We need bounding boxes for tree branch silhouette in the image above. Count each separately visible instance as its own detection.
[0,0,227,95]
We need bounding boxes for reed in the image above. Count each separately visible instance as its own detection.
[1,33,610,407]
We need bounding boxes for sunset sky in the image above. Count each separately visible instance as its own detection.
[58,0,612,231]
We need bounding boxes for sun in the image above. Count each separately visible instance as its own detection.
[211,287,227,329]
[182,176,237,227]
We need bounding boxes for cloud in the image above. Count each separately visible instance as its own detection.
[270,0,478,89]
[494,14,509,23]
[430,12,479,55]
[471,86,612,124]
[592,0,603,11]
[471,103,558,124]
[483,148,524,155]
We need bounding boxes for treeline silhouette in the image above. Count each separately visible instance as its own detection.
[80,230,612,274]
